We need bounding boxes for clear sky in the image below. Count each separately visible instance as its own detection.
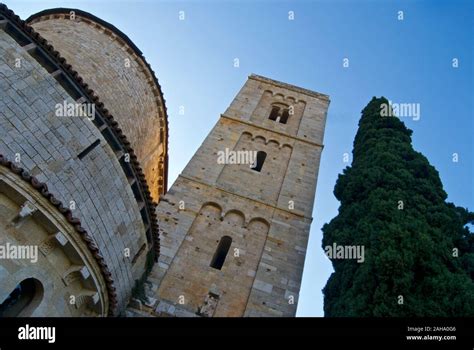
[7,0,473,316]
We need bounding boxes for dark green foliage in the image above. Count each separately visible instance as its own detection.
[322,97,474,316]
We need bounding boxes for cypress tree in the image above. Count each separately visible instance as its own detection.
[322,97,474,316]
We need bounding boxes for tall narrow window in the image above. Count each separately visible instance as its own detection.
[280,108,290,124]
[250,151,267,172]
[210,236,232,270]
[268,106,280,121]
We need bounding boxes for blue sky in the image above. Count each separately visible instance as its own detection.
[8,0,473,316]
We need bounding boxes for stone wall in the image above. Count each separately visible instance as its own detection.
[156,197,270,317]
[0,28,148,314]
[151,75,329,316]
[29,11,168,201]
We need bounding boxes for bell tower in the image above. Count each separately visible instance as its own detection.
[151,74,330,317]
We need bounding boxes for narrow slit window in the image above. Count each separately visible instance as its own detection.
[77,139,100,160]
[131,243,147,265]
[210,236,232,270]
[250,151,267,172]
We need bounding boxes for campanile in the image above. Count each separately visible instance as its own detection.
[152,75,330,317]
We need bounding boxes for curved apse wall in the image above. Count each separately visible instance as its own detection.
[28,8,169,202]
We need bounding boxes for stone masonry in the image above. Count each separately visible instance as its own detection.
[28,9,169,201]
[150,74,330,317]
[1,4,329,318]
[0,8,153,315]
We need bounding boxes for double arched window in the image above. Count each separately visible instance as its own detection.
[268,103,290,124]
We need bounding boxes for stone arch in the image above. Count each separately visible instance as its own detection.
[266,139,280,148]
[253,135,267,145]
[0,156,113,316]
[222,209,245,227]
[241,131,253,140]
[247,217,271,233]
[273,93,285,100]
[0,278,43,317]
[200,202,223,220]
[297,99,307,106]
[271,101,290,108]
[0,4,160,309]
[263,90,273,98]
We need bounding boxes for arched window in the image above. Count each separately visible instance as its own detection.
[0,278,43,317]
[280,108,290,124]
[250,151,267,172]
[210,236,232,270]
[268,106,280,121]
[268,104,290,124]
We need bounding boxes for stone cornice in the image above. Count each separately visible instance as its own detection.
[250,74,330,102]
[220,114,325,149]
[179,174,314,221]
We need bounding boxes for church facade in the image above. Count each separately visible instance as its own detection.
[0,4,329,317]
